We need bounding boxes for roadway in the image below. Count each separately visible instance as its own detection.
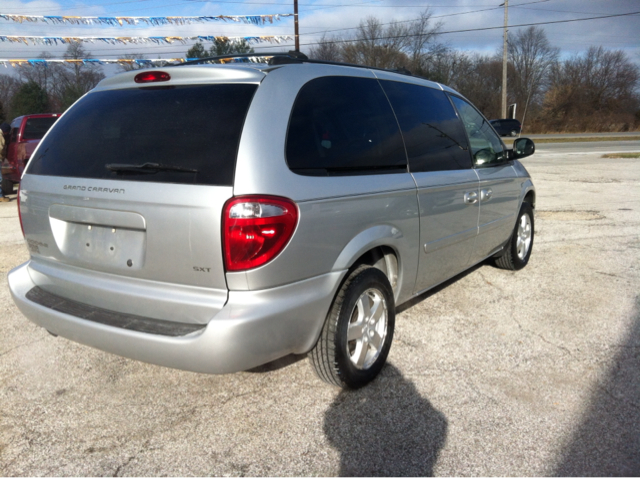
[535,140,640,154]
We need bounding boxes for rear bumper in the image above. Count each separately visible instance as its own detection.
[8,261,344,374]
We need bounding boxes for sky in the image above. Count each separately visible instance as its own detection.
[0,0,639,74]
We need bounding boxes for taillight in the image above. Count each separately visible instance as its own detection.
[134,71,170,83]
[17,184,25,237]
[223,196,298,272]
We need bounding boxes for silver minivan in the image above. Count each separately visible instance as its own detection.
[8,53,536,388]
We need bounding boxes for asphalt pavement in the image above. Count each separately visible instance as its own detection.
[1,142,639,476]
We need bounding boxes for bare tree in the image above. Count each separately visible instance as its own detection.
[308,34,342,62]
[456,55,504,119]
[51,43,105,110]
[508,27,559,126]
[544,46,640,131]
[16,52,65,99]
[403,10,444,72]
[419,50,503,119]
[419,47,465,85]
[117,53,151,72]
[62,43,105,91]
[308,11,442,72]
[341,17,405,68]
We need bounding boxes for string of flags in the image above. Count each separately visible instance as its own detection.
[0,35,293,46]
[0,56,276,68]
[0,11,294,67]
[0,13,293,26]
[0,58,184,68]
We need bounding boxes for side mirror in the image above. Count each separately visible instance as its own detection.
[512,138,535,159]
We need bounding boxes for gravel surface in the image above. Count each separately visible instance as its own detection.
[1,148,639,476]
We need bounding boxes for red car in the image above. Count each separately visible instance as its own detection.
[2,114,60,196]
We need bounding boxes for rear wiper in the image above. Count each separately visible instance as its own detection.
[106,162,198,174]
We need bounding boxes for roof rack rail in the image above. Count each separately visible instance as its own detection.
[175,51,414,77]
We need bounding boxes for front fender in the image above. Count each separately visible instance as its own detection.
[519,179,536,208]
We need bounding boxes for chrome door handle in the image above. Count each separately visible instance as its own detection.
[464,191,478,204]
[481,188,493,202]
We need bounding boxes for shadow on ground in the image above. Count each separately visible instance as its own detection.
[554,297,640,476]
[323,364,447,476]
[397,262,484,314]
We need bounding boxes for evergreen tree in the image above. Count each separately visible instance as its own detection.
[10,81,50,117]
[186,39,254,60]
[187,42,208,59]
[60,84,87,111]
[210,38,254,56]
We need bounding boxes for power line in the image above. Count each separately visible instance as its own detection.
[1,4,637,58]
[294,10,640,48]
[302,6,499,36]
[1,5,495,38]
[0,2,504,57]
[257,0,551,38]
[510,6,616,15]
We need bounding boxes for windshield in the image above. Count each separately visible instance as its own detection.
[28,84,257,186]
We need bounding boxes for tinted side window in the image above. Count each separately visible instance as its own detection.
[28,84,257,186]
[381,81,471,172]
[286,76,406,176]
[449,95,506,167]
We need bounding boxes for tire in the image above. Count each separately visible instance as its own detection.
[510,130,518,137]
[1,177,13,197]
[1,178,13,196]
[310,265,395,388]
[495,202,534,271]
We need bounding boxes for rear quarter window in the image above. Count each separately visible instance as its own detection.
[286,76,406,176]
[27,84,257,186]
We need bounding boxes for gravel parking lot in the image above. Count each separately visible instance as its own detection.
[1,146,639,476]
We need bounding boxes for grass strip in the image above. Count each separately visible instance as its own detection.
[601,153,640,159]
[510,136,640,144]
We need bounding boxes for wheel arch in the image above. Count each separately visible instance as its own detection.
[350,245,399,293]
[520,181,536,209]
[523,189,536,208]
[331,225,403,299]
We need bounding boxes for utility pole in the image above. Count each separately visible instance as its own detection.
[501,0,508,118]
[294,0,300,52]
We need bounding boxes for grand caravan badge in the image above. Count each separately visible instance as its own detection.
[63,185,125,194]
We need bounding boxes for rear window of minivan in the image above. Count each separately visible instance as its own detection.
[27,84,257,186]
